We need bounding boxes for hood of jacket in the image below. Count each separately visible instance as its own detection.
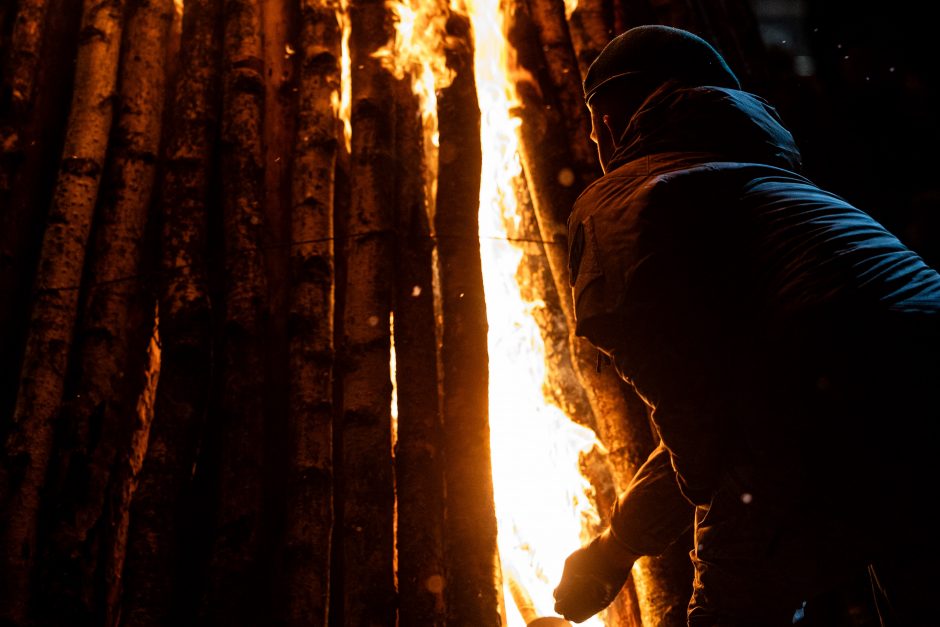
[606,83,803,173]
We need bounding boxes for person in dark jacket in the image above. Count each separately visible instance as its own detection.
[552,25,940,626]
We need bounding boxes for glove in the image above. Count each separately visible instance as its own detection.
[553,529,639,623]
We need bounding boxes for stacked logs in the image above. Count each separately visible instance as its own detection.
[0,0,768,625]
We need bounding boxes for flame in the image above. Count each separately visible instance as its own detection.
[339,3,352,153]
[462,0,607,625]
[380,0,608,621]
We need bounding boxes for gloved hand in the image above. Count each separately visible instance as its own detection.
[553,529,639,623]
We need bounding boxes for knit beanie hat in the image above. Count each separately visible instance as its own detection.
[583,25,741,104]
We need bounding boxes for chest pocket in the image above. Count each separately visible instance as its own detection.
[569,216,619,350]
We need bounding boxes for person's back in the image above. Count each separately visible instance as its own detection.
[554,25,940,627]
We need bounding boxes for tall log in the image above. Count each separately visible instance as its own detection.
[0,0,83,431]
[436,13,500,626]
[392,76,446,627]
[35,1,173,623]
[202,0,269,622]
[259,0,295,616]
[120,0,222,623]
[524,0,600,188]
[281,0,341,623]
[0,1,127,622]
[339,0,397,621]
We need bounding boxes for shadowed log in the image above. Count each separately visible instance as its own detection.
[0,1,127,622]
[34,2,173,624]
[202,0,269,623]
[567,0,613,77]
[3,0,50,113]
[101,315,161,627]
[435,12,501,626]
[120,1,221,623]
[0,0,83,437]
[524,0,600,187]
[281,0,341,623]
[393,75,447,627]
[339,0,397,621]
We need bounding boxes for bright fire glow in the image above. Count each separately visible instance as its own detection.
[463,1,606,626]
[379,0,608,621]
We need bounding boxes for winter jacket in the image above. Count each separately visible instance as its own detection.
[567,82,940,619]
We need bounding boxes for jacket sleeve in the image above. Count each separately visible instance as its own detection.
[609,441,694,556]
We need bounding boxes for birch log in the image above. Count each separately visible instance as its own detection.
[120,0,222,623]
[37,1,173,623]
[436,13,501,626]
[0,1,126,622]
[202,0,269,622]
[0,0,83,432]
[282,0,341,623]
[524,0,600,188]
[566,0,613,77]
[393,75,447,627]
[340,0,397,621]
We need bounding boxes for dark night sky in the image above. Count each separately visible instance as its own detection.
[747,0,940,269]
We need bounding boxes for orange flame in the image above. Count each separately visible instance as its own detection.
[379,0,608,622]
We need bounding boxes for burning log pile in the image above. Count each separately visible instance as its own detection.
[0,0,767,625]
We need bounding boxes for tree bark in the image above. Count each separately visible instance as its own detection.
[281,0,341,623]
[567,0,612,77]
[119,0,222,623]
[35,1,173,624]
[339,0,397,622]
[202,0,269,623]
[0,1,127,622]
[102,315,161,627]
[3,0,50,113]
[436,13,501,626]
[0,0,83,434]
[524,0,600,188]
[392,75,447,627]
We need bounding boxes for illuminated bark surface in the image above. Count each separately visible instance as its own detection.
[0,0,786,624]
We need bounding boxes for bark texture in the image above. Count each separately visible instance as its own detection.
[282,0,341,623]
[0,1,127,622]
[435,13,501,627]
[4,0,50,112]
[339,0,397,622]
[37,3,172,623]
[393,76,447,627]
[119,0,221,623]
[524,0,600,189]
[202,0,269,623]
[0,0,83,436]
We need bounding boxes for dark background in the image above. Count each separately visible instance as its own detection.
[748,0,940,269]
